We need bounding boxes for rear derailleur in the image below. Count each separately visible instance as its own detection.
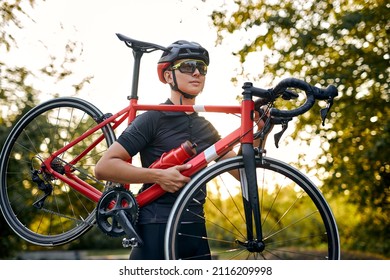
[96,186,143,248]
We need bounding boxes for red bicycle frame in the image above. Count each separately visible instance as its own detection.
[41,97,255,208]
[40,34,256,210]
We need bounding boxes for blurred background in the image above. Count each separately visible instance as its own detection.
[0,0,388,259]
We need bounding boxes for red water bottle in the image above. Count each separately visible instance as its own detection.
[137,141,197,207]
[149,140,197,169]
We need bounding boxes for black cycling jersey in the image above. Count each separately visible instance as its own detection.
[117,99,220,224]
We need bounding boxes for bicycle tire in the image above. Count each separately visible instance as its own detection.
[0,97,116,246]
[165,156,340,260]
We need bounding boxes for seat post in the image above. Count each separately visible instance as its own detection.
[128,49,143,100]
[116,34,168,100]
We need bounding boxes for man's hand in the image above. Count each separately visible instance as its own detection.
[156,164,192,193]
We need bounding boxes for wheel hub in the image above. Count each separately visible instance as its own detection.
[236,239,265,253]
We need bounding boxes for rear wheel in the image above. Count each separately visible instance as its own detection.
[0,97,116,246]
[165,156,340,260]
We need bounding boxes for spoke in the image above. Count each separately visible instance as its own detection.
[178,231,237,245]
[219,174,247,225]
[264,210,319,240]
[185,207,244,239]
[265,232,327,247]
[263,247,327,259]
[203,191,247,240]
[264,190,305,237]
[260,174,285,227]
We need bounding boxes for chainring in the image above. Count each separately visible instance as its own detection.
[96,186,139,237]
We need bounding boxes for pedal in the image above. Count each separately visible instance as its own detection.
[122,237,142,248]
[116,209,143,247]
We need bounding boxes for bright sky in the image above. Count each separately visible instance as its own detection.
[5,0,318,166]
[18,0,243,102]
[10,0,243,126]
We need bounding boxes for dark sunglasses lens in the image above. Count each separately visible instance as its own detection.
[179,62,196,73]
[196,62,207,75]
[179,61,207,75]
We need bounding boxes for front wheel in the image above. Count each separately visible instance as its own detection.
[0,97,116,246]
[165,156,340,260]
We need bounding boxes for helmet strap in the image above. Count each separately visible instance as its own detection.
[171,71,198,100]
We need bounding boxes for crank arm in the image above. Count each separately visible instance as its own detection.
[116,210,143,248]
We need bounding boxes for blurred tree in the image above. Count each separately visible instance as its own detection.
[0,0,94,258]
[211,0,389,257]
[0,0,40,259]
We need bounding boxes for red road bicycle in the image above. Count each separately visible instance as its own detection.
[0,33,339,259]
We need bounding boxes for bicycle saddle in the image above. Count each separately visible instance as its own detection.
[116,33,168,53]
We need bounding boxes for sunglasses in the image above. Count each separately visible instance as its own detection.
[170,60,208,75]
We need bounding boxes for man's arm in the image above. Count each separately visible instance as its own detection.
[95,142,191,193]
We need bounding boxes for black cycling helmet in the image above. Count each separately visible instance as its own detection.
[157,40,209,84]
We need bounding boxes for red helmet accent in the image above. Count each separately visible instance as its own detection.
[157,62,172,84]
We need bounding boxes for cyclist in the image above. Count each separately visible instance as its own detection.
[95,40,266,259]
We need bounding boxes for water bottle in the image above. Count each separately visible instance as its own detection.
[149,140,197,169]
[137,140,197,206]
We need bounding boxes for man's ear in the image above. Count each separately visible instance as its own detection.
[164,71,173,84]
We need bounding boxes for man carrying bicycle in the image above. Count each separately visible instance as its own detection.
[95,40,265,259]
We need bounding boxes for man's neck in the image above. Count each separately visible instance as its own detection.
[170,91,196,105]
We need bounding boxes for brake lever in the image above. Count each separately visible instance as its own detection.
[320,97,335,126]
[273,118,291,148]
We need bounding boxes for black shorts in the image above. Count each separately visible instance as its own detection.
[129,223,211,260]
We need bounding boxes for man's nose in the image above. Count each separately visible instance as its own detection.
[192,68,200,76]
